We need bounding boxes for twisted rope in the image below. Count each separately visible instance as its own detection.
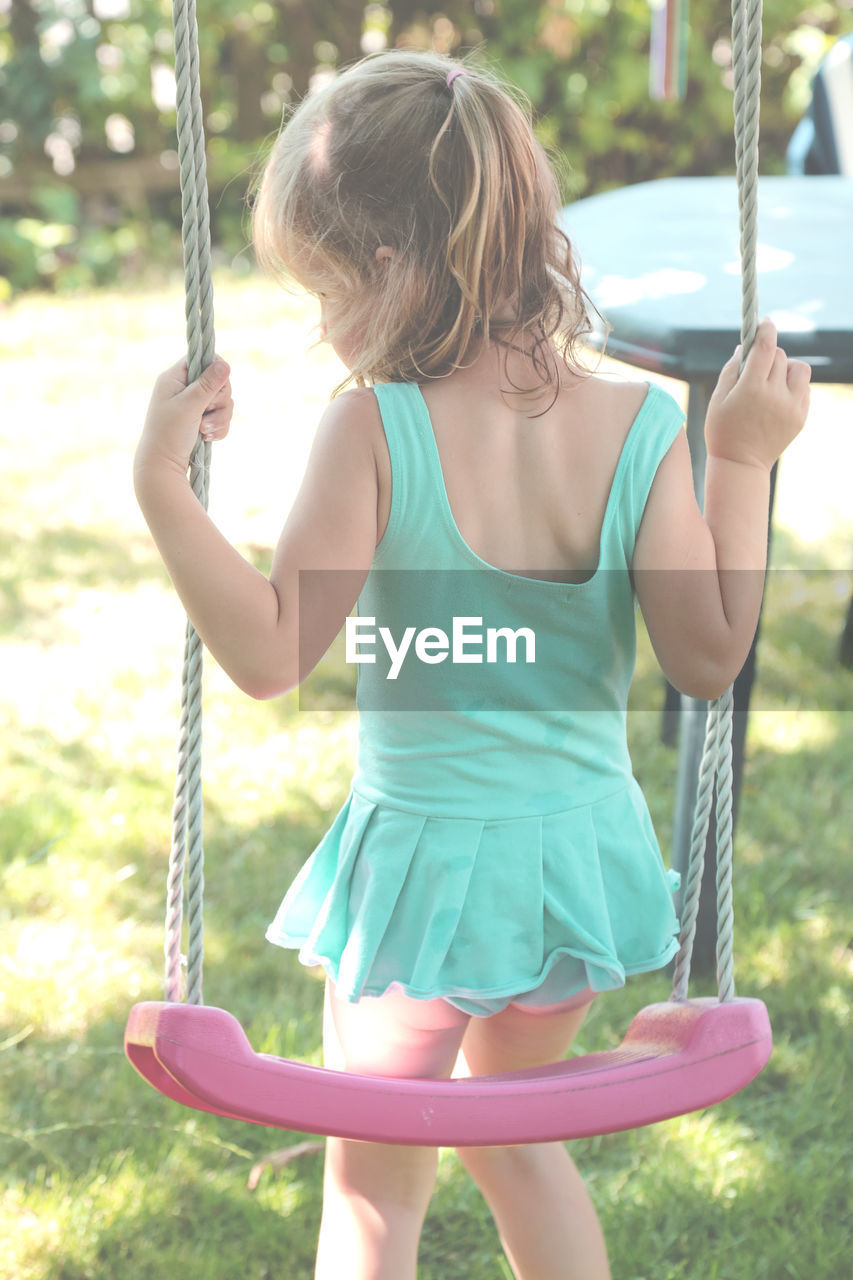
[163,0,216,1006]
[731,0,763,357]
[713,687,737,1002]
[671,696,723,1000]
[672,0,762,1004]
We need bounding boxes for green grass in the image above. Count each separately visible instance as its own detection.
[1,273,852,1278]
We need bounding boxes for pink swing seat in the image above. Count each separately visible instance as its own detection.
[125,994,771,1146]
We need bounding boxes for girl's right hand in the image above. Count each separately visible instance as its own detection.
[704,319,811,471]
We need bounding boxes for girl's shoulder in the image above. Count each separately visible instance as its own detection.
[320,386,391,529]
[561,372,657,461]
[322,385,383,432]
[580,371,649,424]
[313,386,389,474]
[568,376,687,483]
[571,370,674,423]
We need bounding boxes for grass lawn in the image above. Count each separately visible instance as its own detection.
[1,272,851,1279]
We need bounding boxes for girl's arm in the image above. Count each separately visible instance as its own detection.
[134,359,380,699]
[632,320,811,701]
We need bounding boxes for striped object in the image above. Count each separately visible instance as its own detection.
[650,0,689,102]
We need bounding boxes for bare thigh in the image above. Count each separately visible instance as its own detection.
[317,984,474,1275]
[324,981,472,1080]
[458,993,596,1077]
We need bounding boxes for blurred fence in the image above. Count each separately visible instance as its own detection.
[1,0,851,296]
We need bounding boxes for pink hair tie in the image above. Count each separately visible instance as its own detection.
[446,67,466,87]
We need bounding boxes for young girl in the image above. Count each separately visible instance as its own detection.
[135,50,810,1280]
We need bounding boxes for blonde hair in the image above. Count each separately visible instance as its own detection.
[252,50,598,401]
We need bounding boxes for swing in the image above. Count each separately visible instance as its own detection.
[125,0,772,1146]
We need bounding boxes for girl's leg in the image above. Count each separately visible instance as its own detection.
[456,996,611,1280]
[315,981,470,1280]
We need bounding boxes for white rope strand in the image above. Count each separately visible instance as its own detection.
[671,698,723,1001]
[672,0,762,1004]
[163,0,216,1006]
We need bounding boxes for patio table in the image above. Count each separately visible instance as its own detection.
[561,175,853,967]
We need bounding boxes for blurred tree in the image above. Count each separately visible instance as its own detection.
[0,0,851,294]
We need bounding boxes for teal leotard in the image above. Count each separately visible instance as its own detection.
[266,380,686,1015]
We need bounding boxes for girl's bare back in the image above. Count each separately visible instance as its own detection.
[372,347,649,585]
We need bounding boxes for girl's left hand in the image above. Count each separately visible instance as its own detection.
[137,356,234,474]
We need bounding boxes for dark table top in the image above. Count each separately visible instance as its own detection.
[560,176,853,383]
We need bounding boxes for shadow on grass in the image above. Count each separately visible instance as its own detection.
[15,1143,322,1280]
[597,1131,852,1279]
[1,706,337,894]
[0,523,167,639]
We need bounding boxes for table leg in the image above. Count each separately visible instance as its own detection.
[841,592,853,668]
[667,380,777,973]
